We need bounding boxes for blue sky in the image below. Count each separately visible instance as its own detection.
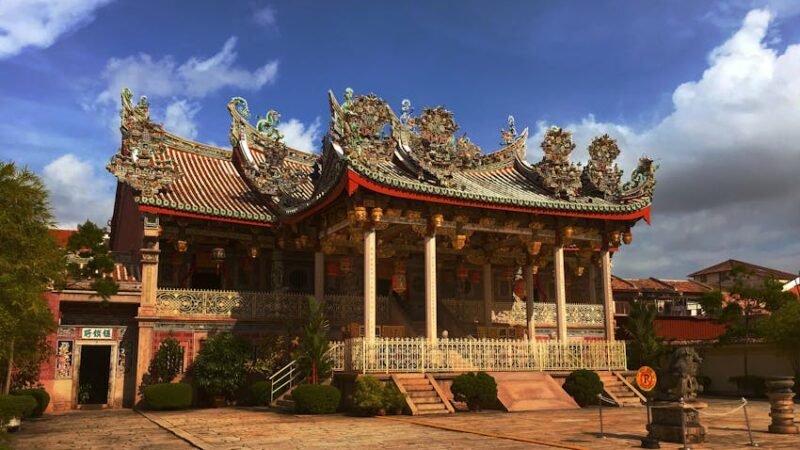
[1,0,799,278]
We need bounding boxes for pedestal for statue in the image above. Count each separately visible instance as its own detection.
[766,377,799,434]
[648,401,707,444]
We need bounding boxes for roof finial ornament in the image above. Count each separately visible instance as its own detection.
[401,99,413,124]
[256,110,284,141]
[500,114,517,144]
[343,87,354,111]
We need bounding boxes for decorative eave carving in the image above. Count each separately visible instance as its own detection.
[227,97,306,203]
[582,134,623,201]
[621,156,658,203]
[106,88,182,197]
[531,126,582,200]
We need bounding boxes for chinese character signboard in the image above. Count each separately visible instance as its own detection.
[81,328,113,340]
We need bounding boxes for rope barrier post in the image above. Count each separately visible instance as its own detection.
[742,397,759,447]
[598,394,605,439]
[679,397,691,450]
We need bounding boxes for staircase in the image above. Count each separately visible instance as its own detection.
[596,371,645,407]
[392,374,454,415]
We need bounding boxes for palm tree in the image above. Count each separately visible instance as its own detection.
[624,302,666,369]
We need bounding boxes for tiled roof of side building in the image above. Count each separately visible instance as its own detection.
[688,259,796,281]
[657,279,713,294]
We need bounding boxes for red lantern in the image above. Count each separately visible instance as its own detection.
[326,261,340,277]
[456,264,468,280]
[469,270,481,284]
[391,273,407,294]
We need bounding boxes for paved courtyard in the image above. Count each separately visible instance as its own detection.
[10,399,800,449]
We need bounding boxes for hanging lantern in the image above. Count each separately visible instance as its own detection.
[469,270,481,284]
[528,241,542,256]
[340,257,353,274]
[175,240,188,253]
[354,206,367,222]
[576,266,585,277]
[609,231,621,246]
[563,225,575,240]
[457,264,468,280]
[326,261,340,278]
[391,272,407,294]
[622,231,633,245]
[249,246,258,258]
[453,234,467,250]
[431,213,444,228]
[370,207,383,223]
[531,265,539,275]
[211,247,226,261]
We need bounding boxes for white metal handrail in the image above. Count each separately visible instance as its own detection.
[269,341,345,404]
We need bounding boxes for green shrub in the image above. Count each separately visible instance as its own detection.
[0,395,37,420]
[729,375,766,397]
[249,381,272,406]
[382,383,406,414]
[352,376,384,415]
[192,332,251,399]
[562,369,604,407]
[142,383,192,410]
[450,372,497,411]
[11,389,49,418]
[151,337,185,384]
[292,384,341,414]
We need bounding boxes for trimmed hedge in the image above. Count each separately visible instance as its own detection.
[0,395,37,420]
[142,383,193,410]
[11,389,50,418]
[451,371,498,411]
[562,369,603,407]
[292,384,341,414]
[250,381,271,406]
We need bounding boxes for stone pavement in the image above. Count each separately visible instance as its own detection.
[10,409,194,450]
[10,398,800,449]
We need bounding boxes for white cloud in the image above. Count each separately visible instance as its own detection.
[253,5,277,27]
[42,153,114,228]
[163,100,201,140]
[279,117,322,152]
[94,37,279,106]
[0,0,113,59]
[530,8,800,277]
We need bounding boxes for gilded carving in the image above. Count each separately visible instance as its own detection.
[531,127,582,200]
[621,157,658,203]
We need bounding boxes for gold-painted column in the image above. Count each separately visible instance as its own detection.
[314,251,325,303]
[363,226,376,340]
[525,264,536,341]
[424,232,437,341]
[554,244,567,342]
[601,249,615,341]
[483,264,493,326]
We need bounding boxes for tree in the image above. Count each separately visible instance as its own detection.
[61,220,119,300]
[0,161,62,394]
[760,301,800,386]
[699,264,794,377]
[296,297,332,384]
[624,302,667,369]
[144,336,184,385]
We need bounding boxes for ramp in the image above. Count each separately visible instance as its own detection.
[488,372,579,412]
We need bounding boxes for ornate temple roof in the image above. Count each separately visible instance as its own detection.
[107,88,657,225]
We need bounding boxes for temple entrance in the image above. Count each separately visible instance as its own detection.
[77,345,112,405]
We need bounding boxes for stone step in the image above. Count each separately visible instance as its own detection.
[276,399,295,410]
[411,396,442,404]
[408,390,438,397]
[394,373,426,379]
[404,384,435,392]
[416,403,447,412]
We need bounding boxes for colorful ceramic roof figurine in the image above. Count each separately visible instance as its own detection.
[107,88,657,226]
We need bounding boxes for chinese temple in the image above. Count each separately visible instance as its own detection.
[45,88,658,410]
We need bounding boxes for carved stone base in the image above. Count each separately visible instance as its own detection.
[767,388,798,434]
[648,401,707,444]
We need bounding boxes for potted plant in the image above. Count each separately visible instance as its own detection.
[191,332,251,407]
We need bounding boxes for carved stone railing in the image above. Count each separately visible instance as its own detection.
[441,298,605,327]
[155,289,389,324]
[339,337,627,373]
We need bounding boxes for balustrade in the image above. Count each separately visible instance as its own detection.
[337,337,626,373]
[155,288,389,323]
[441,298,605,327]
